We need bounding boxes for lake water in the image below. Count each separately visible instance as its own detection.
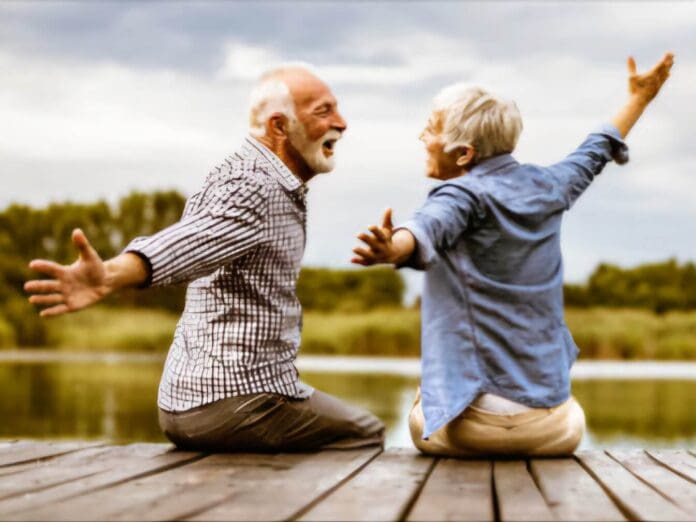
[1,354,695,449]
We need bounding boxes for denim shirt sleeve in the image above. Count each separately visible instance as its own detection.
[396,183,481,270]
[552,123,629,210]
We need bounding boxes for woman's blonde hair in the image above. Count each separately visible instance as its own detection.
[433,83,523,161]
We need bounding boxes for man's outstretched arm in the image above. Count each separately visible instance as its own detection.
[26,175,268,318]
[24,228,149,317]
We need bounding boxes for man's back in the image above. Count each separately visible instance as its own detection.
[125,137,311,412]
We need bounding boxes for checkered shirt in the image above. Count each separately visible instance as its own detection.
[125,137,313,412]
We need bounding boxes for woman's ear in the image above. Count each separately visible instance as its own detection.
[456,146,476,167]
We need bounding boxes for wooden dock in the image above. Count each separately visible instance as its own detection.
[0,441,694,521]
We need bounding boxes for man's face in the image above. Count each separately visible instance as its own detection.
[287,74,347,174]
[420,112,462,181]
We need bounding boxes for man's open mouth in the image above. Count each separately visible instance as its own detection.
[322,139,337,157]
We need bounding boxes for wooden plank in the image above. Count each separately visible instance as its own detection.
[0,441,103,467]
[299,449,434,521]
[0,442,42,461]
[493,461,555,522]
[407,459,493,522]
[0,443,175,501]
[187,448,381,522]
[610,450,696,515]
[576,451,691,521]
[1,447,202,520]
[8,447,379,522]
[530,458,625,521]
[646,450,696,484]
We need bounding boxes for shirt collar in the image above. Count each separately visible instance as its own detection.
[467,153,519,177]
[242,136,304,192]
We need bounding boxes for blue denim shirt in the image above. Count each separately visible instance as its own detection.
[400,124,628,438]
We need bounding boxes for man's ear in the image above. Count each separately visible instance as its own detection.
[456,146,476,167]
[267,113,289,138]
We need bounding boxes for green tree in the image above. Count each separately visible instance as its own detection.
[297,267,405,312]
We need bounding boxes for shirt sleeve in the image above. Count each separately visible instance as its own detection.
[551,123,629,210]
[122,176,269,287]
[396,182,481,270]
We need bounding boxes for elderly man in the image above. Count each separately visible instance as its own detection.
[25,65,385,452]
[353,53,674,457]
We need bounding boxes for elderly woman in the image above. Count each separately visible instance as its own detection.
[352,53,674,457]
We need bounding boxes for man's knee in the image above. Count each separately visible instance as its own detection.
[359,411,386,439]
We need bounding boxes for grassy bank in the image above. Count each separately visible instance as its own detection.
[565,308,696,360]
[45,308,179,352]
[2,307,695,360]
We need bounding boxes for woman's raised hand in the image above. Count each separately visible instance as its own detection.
[628,52,674,105]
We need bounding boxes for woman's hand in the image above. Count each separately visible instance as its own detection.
[627,52,674,106]
[352,208,397,266]
[352,208,416,266]
[612,52,674,138]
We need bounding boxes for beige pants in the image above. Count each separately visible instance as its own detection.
[409,390,586,457]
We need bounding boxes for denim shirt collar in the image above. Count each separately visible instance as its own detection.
[467,153,519,178]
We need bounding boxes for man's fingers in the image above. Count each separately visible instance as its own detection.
[627,56,637,75]
[28,259,65,278]
[382,208,394,230]
[24,279,61,293]
[72,228,97,261]
[29,294,64,306]
[368,225,388,243]
[39,304,70,318]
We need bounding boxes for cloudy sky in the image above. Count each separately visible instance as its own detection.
[1,1,694,298]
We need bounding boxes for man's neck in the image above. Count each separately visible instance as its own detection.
[255,135,315,183]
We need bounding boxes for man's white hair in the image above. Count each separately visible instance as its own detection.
[248,62,318,138]
[432,83,523,161]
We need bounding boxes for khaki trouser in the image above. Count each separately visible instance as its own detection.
[159,390,385,452]
[409,390,586,457]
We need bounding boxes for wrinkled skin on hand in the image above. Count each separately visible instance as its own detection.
[628,52,674,105]
[24,229,110,317]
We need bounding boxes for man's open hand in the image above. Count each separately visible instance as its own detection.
[628,52,674,105]
[24,229,110,317]
[351,208,398,266]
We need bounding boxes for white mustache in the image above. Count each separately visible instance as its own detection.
[320,129,343,142]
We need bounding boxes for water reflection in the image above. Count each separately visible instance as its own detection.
[1,363,164,442]
[1,362,695,449]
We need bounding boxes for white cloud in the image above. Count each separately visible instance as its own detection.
[1,3,694,298]
[217,34,481,86]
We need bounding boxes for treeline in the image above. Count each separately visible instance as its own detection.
[564,260,696,314]
[1,191,695,347]
[0,192,404,346]
[0,191,187,345]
